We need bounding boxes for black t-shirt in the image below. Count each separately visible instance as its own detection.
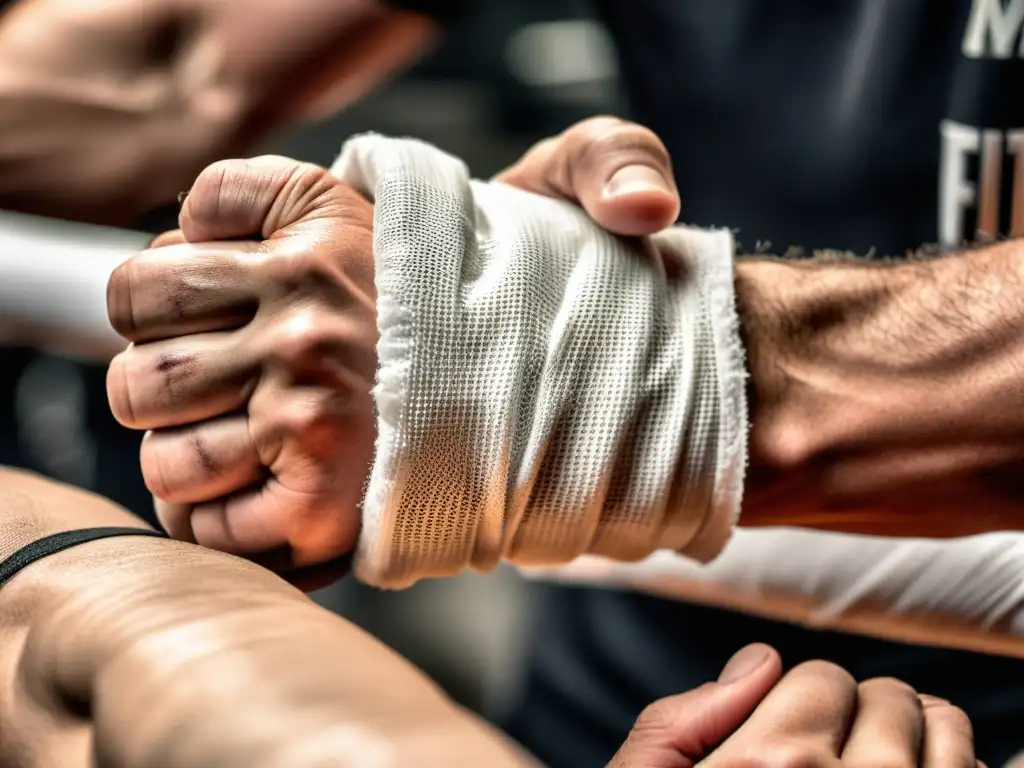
[407,0,1024,253]
[594,0,1024,256]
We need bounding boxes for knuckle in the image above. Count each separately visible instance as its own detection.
[265,306,341,368]
[859,676,919,700]
[267,159,355,225]
[579,118,671,168]
[282,392,347,438]
[750,740,834,768]
[788,659,857,692]
[631,698,676,736]
[263,246,335,287]
[569,114,628,141]
[925,702,973,737]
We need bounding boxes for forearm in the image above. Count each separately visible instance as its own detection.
[736,242,1024,535]
[0,469,527,767]
[0,0,436,224]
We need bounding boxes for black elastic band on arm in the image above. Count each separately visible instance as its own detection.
[0,527,169,587]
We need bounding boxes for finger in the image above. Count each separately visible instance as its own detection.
[107,242,262,344]
[140,415,263,505]
[107,333,258,430]
[188,482,359,567]
[723,660,858,756]
[606,644,782,767]
[149,229,187,248]
[919,697,975,768]
[185,384,371,564]
[154,497,194,543]
[180,156,342,242]
[495,115,680,236]
[154,481,288,555]
[155,495,294,556]
[840,678,924,767]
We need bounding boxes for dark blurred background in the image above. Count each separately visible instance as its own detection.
[6,0,623,718]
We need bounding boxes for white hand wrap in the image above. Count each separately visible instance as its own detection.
[331,135,748,589]
[535,529,1024,657]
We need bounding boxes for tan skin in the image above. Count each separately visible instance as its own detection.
[0,0,435,225]
[0,468,977,768]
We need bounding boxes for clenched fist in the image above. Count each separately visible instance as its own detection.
[107,156,376,583]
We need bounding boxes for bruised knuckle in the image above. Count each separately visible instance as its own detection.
[263,247,336,288]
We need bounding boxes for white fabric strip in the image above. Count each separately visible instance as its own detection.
[331,134,747,589]
[526,528,1024,656]
[0,210,147,360]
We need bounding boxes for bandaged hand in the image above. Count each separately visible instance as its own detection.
[108,120,724,588]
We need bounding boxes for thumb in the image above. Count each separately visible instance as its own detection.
[179,155,362,242]
[495,116,680,237]
[606,644,782,768]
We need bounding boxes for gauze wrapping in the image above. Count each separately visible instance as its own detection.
[330,135,747,589]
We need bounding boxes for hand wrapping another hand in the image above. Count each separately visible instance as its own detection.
[107,119,686,587]
[107,156,376,585]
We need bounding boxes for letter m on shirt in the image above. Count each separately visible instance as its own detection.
[963,0,1024,58]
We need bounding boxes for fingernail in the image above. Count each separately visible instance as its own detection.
[919,694,951,708]
[717,644,771,684]
[603,165,672,198]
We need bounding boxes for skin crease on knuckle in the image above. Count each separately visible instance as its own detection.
[574,118,672,183]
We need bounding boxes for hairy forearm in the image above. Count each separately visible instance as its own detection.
[0,469,527,767]
[736,241,1024,535]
